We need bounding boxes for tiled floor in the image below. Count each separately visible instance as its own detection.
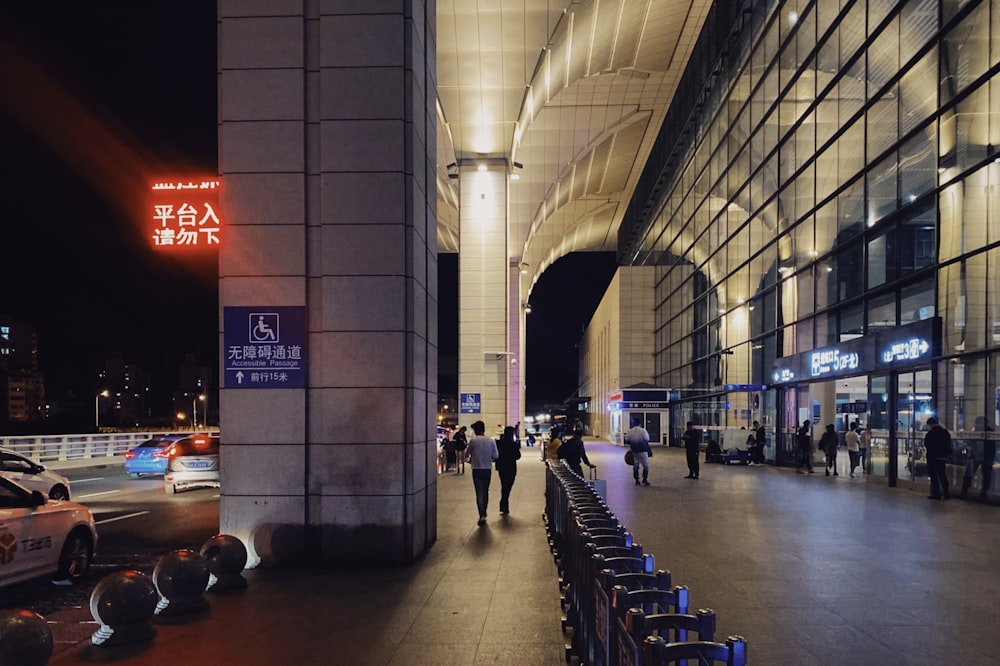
[44,440,1000,665]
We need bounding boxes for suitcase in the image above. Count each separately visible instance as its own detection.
[587,464,607,500]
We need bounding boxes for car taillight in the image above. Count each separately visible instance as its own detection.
[124,451,136,460]
[154,446,175,459]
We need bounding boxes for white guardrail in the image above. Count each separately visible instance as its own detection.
[0,432,183,470]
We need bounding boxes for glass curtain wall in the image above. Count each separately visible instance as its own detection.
[642,0,999,483]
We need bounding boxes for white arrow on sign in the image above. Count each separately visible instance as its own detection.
[236,371,244,384]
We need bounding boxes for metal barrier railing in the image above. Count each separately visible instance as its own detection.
[544,460,748,665]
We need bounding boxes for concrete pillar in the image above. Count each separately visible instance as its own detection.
[218,1,437,566]
[458,163,511,433]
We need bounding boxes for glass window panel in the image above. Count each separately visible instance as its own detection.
[900,198,937,272]
[990,247,1000,345]
[839,1,867,69]
[961,253,988,351]
[839,59,867,120]
[796,265,815,317]
[961,162,992,253]
[814,95,839,150]
[779,133,796,186]
[940,1,991,104]
[990,160,1000,246]
[792,216,816,270]
[899,126,937,203]
[867,151,899,224]
[942,0,974,23]
[867,15,900,95]
[838,119,865,185]
[939,262,963,351]
[899,48,938,136]
[867,291,897,331]
[795,315,814,352]
[938,182,963,263]
[840,301,864,339]
[795,5,816,64]
[868,0,898,29]
[836,241,864,301]
[954,86,992,171]
[837,177,866,240]
[815,141,838,203]
[867,84,899,160]
[901,276,937,324]
[816,15,840,75]
[815,254,837,312]
[899,0,937,67]
[868,231,890,288]
[795,110,815,174]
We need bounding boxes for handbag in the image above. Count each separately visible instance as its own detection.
[624,450,635,465]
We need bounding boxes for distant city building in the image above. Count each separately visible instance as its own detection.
[0,318,45,423]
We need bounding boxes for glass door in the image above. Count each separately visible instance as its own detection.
[898,369,934,483]
[868,375,891,479]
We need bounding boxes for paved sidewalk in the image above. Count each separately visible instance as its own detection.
[46,445,566,665]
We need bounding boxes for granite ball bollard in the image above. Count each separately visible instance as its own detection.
[0,608,53,666]
[90,570,158,647]
[200,534,248,592]
[153,548,210,616]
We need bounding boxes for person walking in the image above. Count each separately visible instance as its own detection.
[495,425,521,515]
[820,424,839,476]
[750,420,766,465]
[795,419,815,474]
[545,426,562,462]
[845,421,861,477]
[626,418,652,486]
[681,422,701,479]
[924,416,952,500]
[975,416,995,501]
[452,425,468,474]
[557,424,594,478]
[466,420,499,525]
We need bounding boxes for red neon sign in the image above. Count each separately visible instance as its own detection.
[149,178,222,250]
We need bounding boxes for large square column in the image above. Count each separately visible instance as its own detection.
[217,1,437,566]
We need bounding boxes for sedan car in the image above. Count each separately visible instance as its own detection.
[0,447,72,500]
[0,475,98,588]
[164,434,220,494]
[123,434,186,477]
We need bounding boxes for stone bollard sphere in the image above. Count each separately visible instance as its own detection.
[0,608,53,666]
[90,570,158,646]
[152,548,210,616]
[200,534,248,592]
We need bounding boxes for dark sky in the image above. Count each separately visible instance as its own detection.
[0,5,619,413]
[0,3,218,397]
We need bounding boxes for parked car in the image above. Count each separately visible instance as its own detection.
[0,475,98,588]
[123,434,187,477]
[0,447,72,500]
[164,434,220,494]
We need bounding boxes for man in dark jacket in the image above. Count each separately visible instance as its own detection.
[924,416,952,500]
[681,422,701,479]
[557,425,594,478]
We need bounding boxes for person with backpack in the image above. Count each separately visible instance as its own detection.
[557,424,594,477]
[625,417,652,486]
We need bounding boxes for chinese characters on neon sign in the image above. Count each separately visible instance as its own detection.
[149,179,222,249]
[810,349,860,378]
[881,338,931,364]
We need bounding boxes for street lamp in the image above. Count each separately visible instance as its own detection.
[95,390,109,429]
[192,396,198,429]
[199,394,207,429]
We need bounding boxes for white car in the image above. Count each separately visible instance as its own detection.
[0,475,98,588]
[164,434,220,494]
[0,447,72,500]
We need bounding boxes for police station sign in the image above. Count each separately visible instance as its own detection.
[149,178,222,249]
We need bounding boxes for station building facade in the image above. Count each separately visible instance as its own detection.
[594,0,1000,492]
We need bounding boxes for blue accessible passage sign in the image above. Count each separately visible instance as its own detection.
[224,306,306,388]
[460,393,481,413]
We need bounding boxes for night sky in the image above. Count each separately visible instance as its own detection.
[0,5,619,414]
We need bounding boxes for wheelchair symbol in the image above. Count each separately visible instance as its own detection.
[250,313,279,342]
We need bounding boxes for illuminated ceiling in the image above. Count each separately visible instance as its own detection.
[435,0,712,302]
